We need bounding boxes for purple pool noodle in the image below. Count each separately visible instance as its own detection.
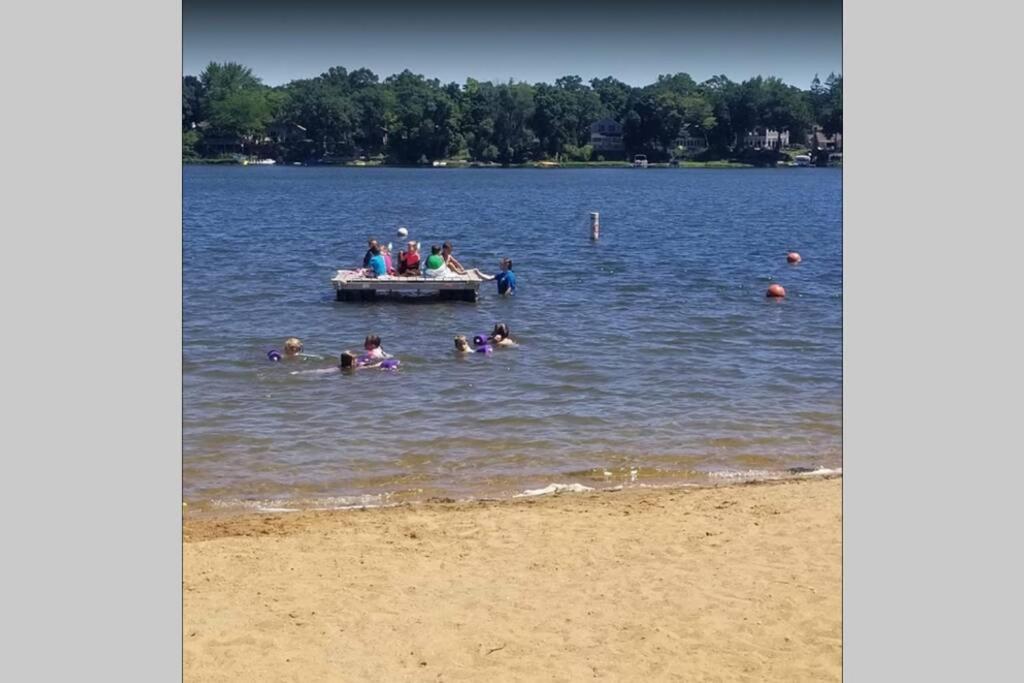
[267,350,282,362]
[473,334,488,347]
[379,359,400,370]
[475,345,493,355]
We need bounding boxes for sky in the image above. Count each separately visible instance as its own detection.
[183,0,841,89]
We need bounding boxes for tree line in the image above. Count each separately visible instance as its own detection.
[182,63,842,165]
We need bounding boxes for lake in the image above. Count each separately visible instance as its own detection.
[184,166,842,512]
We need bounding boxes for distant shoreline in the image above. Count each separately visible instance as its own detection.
[183,159,841,170]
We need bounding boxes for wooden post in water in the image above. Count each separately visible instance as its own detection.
[590,212,600,240]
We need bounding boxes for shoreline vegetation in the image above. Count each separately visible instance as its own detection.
[183,152,835,170]
[184,157,766,169]
[184,476,841,681]
[183,63,842,169]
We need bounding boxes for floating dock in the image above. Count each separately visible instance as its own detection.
[332,272,481,302]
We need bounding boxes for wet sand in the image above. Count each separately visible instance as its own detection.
[184,476,841,681]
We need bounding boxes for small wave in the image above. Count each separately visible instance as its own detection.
[709,467,842,481]
[210,493,393,513]
[794,467,842,477]
[514,483,595,498]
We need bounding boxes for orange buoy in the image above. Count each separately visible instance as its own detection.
[787,252,801,264]
[767,284,786,298]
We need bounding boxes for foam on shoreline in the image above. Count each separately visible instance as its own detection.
[189,466,842,517]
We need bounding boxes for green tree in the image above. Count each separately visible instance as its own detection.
[822,73,843,137]
[589,76,633,121]
[199,62,262,99]
[207,88,277,141]
[182,76,204,130]
[760,77,812,148]
[384,70,460,163]
[492,82,535,165]
[681,94,716,149]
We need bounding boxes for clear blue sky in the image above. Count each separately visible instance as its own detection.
[184,0,841,88]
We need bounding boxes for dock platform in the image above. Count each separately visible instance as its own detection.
[331,271,482,302]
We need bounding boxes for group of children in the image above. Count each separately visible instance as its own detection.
[361,236,517,295]
[270,323,517,373]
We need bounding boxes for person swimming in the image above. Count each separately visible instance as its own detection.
[454,335,472,353]
[489,322,517,347]
[361,334,388,361]
[340,350,400,371]
[283,337,303,357]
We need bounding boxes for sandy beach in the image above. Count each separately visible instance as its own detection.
[184,476,841,681]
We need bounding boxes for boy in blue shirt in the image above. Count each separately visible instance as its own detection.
[367,246,388,277]
[495,258,516,295]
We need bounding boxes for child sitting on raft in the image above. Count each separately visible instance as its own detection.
[423,245,449,278]
[398,241,421,276]
[441,241,494,281]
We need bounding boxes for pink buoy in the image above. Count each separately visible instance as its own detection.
[767,284,787,298]
[787,252,802,264]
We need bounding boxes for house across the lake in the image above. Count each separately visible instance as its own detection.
[743,128,790,150]
[267,122,309,144]
[808,130,843,151]
[589,119,624,154]
[675,127,708,153]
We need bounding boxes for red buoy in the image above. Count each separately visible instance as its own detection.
[767,284,786,298]
[787,252,801,264]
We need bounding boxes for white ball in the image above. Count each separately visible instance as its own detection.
[397,227,408,238]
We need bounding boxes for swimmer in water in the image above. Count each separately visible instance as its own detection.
[342,350,399,371]
[362,334,388,361]
[454,335,472,353]
[488,322,518,347]
[283,337,303,357]
[340,351,359,370]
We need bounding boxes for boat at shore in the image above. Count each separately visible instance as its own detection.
[632,154,648,168]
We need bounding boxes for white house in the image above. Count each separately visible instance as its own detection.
[589,118,624,152]
[743,128,790,150]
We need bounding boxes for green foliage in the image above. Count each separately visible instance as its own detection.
[182,129,200,159]
[182,63,841,165]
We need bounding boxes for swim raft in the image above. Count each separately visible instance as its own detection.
[331,269,483,302]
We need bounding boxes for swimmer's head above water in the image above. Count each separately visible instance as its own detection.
[454,335,470,352]
[284,338,303,356]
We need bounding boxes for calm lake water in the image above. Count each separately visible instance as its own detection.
[184,166,842,511]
